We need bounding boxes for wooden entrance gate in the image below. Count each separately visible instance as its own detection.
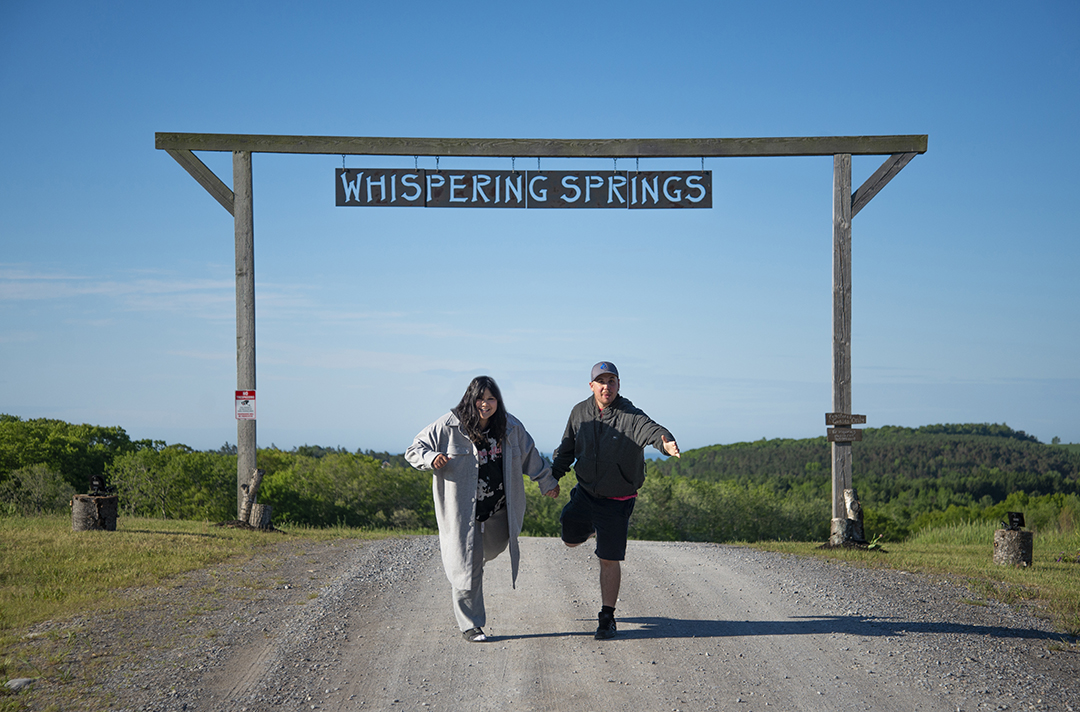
[156,132,927,543]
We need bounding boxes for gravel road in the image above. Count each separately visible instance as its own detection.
[16,535,1079,711]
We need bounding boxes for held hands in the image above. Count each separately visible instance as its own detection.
[433,450,562,498]
[662,435,681,458]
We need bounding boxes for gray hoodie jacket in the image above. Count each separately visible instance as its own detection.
[552,395,673,498]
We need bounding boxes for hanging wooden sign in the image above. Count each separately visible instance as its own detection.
[335,168,711,209]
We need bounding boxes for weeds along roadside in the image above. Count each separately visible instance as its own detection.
[751,520,1080,641]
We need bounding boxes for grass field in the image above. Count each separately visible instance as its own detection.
[0,515,400,635]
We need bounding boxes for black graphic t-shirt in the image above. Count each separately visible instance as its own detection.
[474,435,505,522]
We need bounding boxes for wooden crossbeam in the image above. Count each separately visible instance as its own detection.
[157,133,927,158]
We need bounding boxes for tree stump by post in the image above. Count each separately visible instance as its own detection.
[238,468,265,524]
[249,502,273,530]
[993,529,1033,567]
[72,495,118,532]
[829,488,868,546]
[830,517,852,546]
[844,488,866,544]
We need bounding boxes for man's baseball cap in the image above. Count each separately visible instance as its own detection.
[590,361,619,381]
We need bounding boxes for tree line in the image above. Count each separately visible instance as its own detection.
[2,415,1077,543]
[648,423,1080,540]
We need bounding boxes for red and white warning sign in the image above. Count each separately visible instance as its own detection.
[235,390,256,420]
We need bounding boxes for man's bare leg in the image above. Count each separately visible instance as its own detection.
[599,558,620,608]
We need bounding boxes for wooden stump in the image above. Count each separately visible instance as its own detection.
[238,468,265,523]
[830,517,853,546]
[993,529,1033,567]
[844,488,866,544]
[829,488,868,546]
[72,494,118,532]
[249,503,273,530]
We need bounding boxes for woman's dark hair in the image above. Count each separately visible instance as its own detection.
[452,376,507,447]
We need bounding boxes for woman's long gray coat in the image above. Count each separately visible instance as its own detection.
[405,412,557,590]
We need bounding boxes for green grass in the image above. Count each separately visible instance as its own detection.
[0,515,400,634]
[0,515,407,710]
[751,521,1080,639]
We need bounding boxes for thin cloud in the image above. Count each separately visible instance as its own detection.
[0,266,233,317]
[261,345,477,374]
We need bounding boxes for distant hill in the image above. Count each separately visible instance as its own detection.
[652,423,1080,502]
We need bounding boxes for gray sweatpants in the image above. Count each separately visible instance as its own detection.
[451,507,509,632]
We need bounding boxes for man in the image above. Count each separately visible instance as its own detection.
[552,361,680,639]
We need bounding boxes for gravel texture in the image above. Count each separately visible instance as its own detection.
[10,536,1079,712]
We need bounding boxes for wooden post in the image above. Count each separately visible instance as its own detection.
[234,150,257,519]
[831,154,854,544]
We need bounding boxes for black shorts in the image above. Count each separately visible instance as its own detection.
[559,485,636,561]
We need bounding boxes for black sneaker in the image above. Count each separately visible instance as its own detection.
[595,611,616,640]
[462,627,488,642]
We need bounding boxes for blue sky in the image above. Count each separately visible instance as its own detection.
[2,1,1077,454]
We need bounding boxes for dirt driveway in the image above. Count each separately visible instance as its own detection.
[17,535,1078,711]
[191,537,1076,712]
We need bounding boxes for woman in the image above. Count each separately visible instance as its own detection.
[405,376,560,642]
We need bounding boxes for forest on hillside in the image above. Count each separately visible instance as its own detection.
[649,423,1080,539]
[2,415,1078,543]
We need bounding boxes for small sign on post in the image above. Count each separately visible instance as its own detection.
[826,412,865,442]
[827,427,863,442]
[825,413,866,426]
[235,390,256,420]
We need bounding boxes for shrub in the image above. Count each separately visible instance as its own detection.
[108,446,234,521]
[0,464,76,515]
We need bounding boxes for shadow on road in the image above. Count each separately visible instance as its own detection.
[612,615,1068,643]
[495,615,1068,644]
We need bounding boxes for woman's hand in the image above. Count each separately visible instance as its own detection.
[432,453,450,469]
[544,484,560,498]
